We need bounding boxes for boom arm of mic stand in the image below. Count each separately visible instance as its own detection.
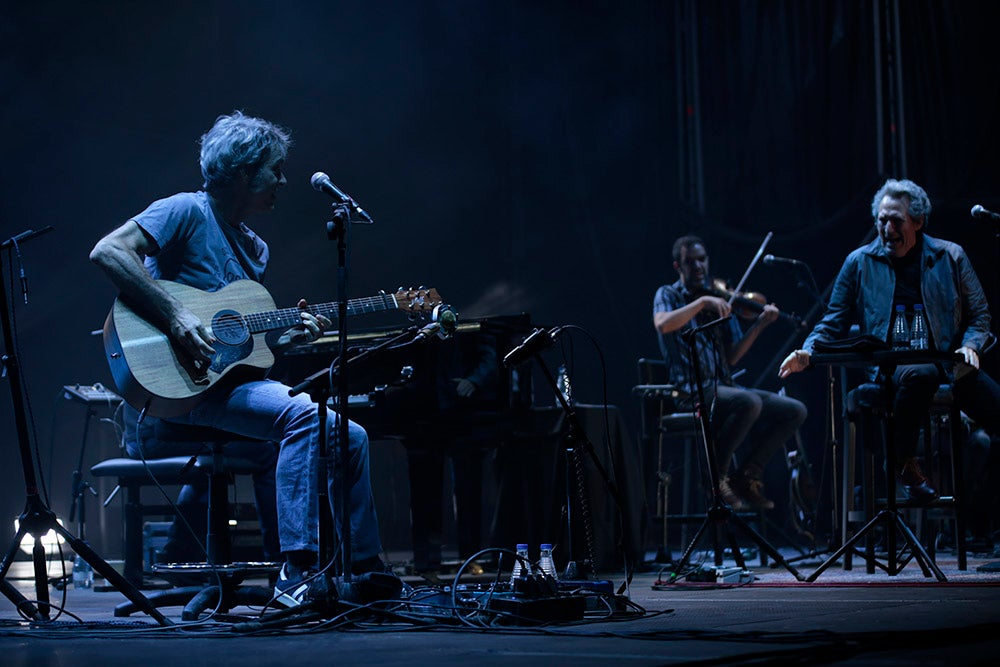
[287,328,420,398]
[682,314,733,343]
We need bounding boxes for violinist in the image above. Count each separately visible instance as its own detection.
[653,235,807,510]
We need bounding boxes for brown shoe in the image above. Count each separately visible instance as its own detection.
[731,467,775,510]
[718,476,748,511]
[898,457,937,503]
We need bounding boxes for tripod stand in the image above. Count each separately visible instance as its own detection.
[502,327,635,580]
[0,228,170,624]
[666,316,804,583]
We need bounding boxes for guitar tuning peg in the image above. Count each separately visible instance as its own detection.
[397,286,404,292]
[418,285,426,291]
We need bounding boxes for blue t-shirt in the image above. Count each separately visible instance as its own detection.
[131,191,268,292]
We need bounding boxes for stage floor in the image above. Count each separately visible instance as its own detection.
[2,549,1000,666]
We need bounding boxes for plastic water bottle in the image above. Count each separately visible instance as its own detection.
[891,304,910,350]
[555,365,573,406]
[910,303,928,350]
[510,543,530,584]
[538,543,558,580]
[72,553,93,590]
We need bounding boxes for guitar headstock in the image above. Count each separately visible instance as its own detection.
[393,287,444,313]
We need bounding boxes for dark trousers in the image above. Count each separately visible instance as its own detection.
[889,363,1000,460]
[708,385,808,478]
[405,439,486,571]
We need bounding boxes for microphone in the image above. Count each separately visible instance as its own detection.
[502,327,563,367]
[763,254,806,267]
[310,172,374,224]
[413,305,458,342]
[971,204,1000,223]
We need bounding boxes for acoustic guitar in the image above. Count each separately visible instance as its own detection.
[103,279,442,418]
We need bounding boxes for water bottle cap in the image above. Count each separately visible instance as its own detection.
[914,303,923,310]
[896,304,906,311]
[515,543,529,549]
[540,543,553,549]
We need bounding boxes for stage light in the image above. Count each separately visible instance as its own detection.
[13,518,66,557]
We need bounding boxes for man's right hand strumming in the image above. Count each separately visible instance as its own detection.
[169,307,216,368]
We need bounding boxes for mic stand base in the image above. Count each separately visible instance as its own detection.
[665,499,806,583]
[668,316,805,584]
[0,494,172,625]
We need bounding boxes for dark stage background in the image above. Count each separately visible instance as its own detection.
[2,1,1000,559]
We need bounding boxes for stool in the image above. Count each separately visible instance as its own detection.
[91,445,280,619]
[840,381,964,578]
[634,358,766,566]
[634,359,699,560]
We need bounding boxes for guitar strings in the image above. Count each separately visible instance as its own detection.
[208,292,436,336]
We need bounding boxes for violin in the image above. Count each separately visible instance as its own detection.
[692,278,806,329]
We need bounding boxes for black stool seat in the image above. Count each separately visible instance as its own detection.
[92,450,279,618]
[92,455,266,480]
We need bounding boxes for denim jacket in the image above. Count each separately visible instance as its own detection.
[803,234,992,360]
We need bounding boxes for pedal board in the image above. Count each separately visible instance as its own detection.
[63,383,122,404]
[686,565,753,584]
[485,593,587,624]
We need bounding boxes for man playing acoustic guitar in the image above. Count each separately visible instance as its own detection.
[90,111,400,607]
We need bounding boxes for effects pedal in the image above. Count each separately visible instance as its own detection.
[686,564,753,584]
[63,383,122,405]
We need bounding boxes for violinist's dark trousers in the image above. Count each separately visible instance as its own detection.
[704,385,807,479]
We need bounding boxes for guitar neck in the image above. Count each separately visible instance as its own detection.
[243,294,399,334]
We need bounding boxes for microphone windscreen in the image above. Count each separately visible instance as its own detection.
[310,172,329,190]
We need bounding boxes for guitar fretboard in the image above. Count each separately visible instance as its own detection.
[243,294,398,333]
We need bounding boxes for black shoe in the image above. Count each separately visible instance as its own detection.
[901,479,938,503]
[898,458,938,503]
[349,556,402,603]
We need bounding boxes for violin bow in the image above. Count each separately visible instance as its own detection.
[727,231,773,306]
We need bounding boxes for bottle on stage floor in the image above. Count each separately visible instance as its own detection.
[72,552,93,590]
[538,543,558,580]
[510,543,530,584]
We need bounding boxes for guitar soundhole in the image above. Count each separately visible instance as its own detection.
[212,310,250,346]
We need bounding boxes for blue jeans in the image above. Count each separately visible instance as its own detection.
[125,379,382,561]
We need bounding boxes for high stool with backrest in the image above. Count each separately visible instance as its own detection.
[634,358,698,560]
[837,379,964,579]
[633,358,767,566]
[92,442,280,619]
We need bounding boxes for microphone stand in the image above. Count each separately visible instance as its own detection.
[252,204,418,629]
[666,315,805,583]
[0,229,170,625]
[258,204,358,626]
[511,337,633,582]
[242,324,435,632]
